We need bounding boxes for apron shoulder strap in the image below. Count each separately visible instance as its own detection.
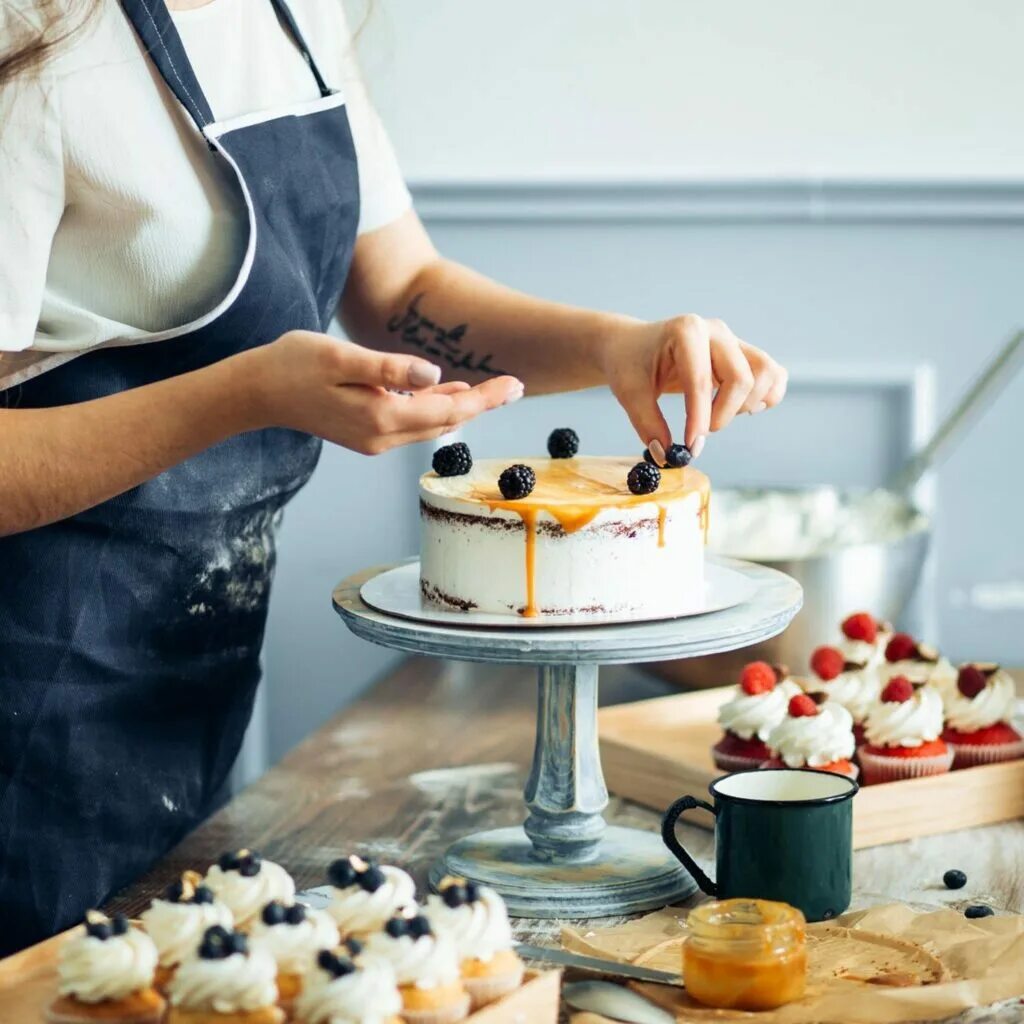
[269,0,333,98]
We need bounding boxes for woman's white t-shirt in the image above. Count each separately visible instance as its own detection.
[0,0,411,389]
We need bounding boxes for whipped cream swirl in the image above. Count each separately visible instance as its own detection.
[203,859,295,928]
[864,685,944,747]
[250,907,340,975]
[839,628,891,669]
[717,679,800,741]
[362,929,460,990]
[880,656,956,693]
[296,959,402,1024]
[57,926,158,1003]
[424,885,514,963]
[168,947,278,1013]
[767,703,855,768]
[804,668,879,723]
[943,669,1017,732]
[140,898,233,968]
[327,866,416,936]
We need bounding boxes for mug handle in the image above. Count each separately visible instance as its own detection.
[661,795,719,896]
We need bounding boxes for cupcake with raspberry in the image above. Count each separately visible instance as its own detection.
[712,662,801,773]
[167,925,282,1024]
[425,877,524,1010]
[362,911,469,1024]
[47,911,165,1024]
[141,872,234,994]
[837,611,892,668]
[294,950,403,1024]
[250,900,340,1016]
[202,850,295,931]
[763,693,858,779]
[805,644,880,747]
[941,663,1024,769]
[325,856,417,941]
[859,676,953,784]
[878,632,957,693]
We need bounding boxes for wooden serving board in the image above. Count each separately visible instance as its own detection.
[599,684,1024,849]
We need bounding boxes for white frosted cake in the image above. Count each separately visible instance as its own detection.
[420,455,710,618]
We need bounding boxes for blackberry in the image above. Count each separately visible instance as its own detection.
[498,464,536,500]
[627,462,660,495]
[943,869,967,890]
[664,443,692,468]
[432,442,472,477]
[964,904,994,919]
[547,428,579,459]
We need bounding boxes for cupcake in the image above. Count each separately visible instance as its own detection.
[837,611,892,669]
[425,877,524,1010]
[141,872,234,993]
[806,644,880,747]
[167,925,282,1024]
[294,950,403,1024]
[203,850,295,931]
[941,663,1024,769]
[362,911,469,1024]
[712,662,801,772]
[325,857,417,940]
[250,901,340,1015]
[47,911,165,1024]
[878,632,957,693]
[859,676,954,784]
[763,693,858,779]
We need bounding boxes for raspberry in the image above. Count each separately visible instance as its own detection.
[881,676,914,703]
[627,462,660,495]
[498,464,536,500]
[788,693,819,718]
[810,645,845,681]
[885,632,918,663]
[842,612,878,644]
[546,428,579,459]
[739,661,777,696]
[432,442,472,477]
[957,664,987,700]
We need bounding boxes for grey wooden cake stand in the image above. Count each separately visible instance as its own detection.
[332,556,802,919]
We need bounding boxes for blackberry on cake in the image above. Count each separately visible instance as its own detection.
[627,461,660,495]
[498,464,536,500]
[432,442,472,478]
[546,427,579,459]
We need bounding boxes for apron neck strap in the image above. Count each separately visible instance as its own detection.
[119,0,332,136]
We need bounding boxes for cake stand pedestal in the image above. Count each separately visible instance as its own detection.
[332,556,801,918]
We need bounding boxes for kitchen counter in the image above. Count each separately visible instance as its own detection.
[102,657,1024,1021]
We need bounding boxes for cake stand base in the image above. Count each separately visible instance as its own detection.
[428,825,696,918]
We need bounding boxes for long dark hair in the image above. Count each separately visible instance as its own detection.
[0,0,101,87]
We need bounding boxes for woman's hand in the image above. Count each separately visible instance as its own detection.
[245,330,523,455]
[598,315,788,460]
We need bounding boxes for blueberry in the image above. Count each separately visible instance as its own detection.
[407,915,432,939]
[359,866,386,893]
[343,937,363,958]
[192,885,215,905]
[546,428,579,459]
[328,858,359,889]
[385,917,408,939]
[664,443,692,468]
[111,915,129,936]
[464,881,481,903]
[943,869,967,890]
[262,901,287,926]
[85,921,112,941]
[227,932,249,955]
[218,852,239,872]
[199,925,230,959]
[237,851,262,877]
[442,884,467,909]
[965,904,995,919]
[164,880,186,903]
[332,956,356,977]
[198,940,222,960]
[284,903,306,925]
[203,925,231,946]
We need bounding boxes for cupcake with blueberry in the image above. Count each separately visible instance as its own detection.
[294,950,402,1024]
[805,644,881,747]
[250,900,340,1015]
[325,856,417,940]
[712,662,801,772]
[941,663,1024,769]
[859,676,953,784]
[47,911,164,1024]
[167,926,282,1024]
[362,911,469,1024]
[763,693,858,779]
[203,850,295,931]
[878,632,957,693]
[141,871,233,993]
[425,877,523,1010]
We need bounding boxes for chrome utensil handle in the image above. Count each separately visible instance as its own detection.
[890,327,1024,493]
[660,796,718,896]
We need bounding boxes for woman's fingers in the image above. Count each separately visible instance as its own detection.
[707,320,755,432]
[309,333,444,390]
[665,315,713,451]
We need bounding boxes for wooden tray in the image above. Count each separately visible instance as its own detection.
[599,685,1024,848]
[0,926,561,1024]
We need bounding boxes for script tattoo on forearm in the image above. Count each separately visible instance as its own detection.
[386,293,508,376]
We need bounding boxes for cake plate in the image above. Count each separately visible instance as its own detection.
[332,555,802,918]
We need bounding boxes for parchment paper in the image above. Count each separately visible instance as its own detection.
[562,903,1024,1023]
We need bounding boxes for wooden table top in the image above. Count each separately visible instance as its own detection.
[102,658,1024,1022]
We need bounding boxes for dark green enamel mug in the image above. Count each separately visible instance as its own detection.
[661,768,858,922]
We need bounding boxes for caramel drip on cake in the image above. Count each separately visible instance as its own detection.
[522,508,538,617]
[699,489,710,543]
[657,505,667,548]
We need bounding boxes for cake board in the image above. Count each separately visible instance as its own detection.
[332,555,802,918]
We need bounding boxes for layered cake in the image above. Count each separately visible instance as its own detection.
[419,442,710,618]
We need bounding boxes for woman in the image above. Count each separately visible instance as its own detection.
[0,0,787,953]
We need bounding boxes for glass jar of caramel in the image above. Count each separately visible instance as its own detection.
[683,898,807,1011]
